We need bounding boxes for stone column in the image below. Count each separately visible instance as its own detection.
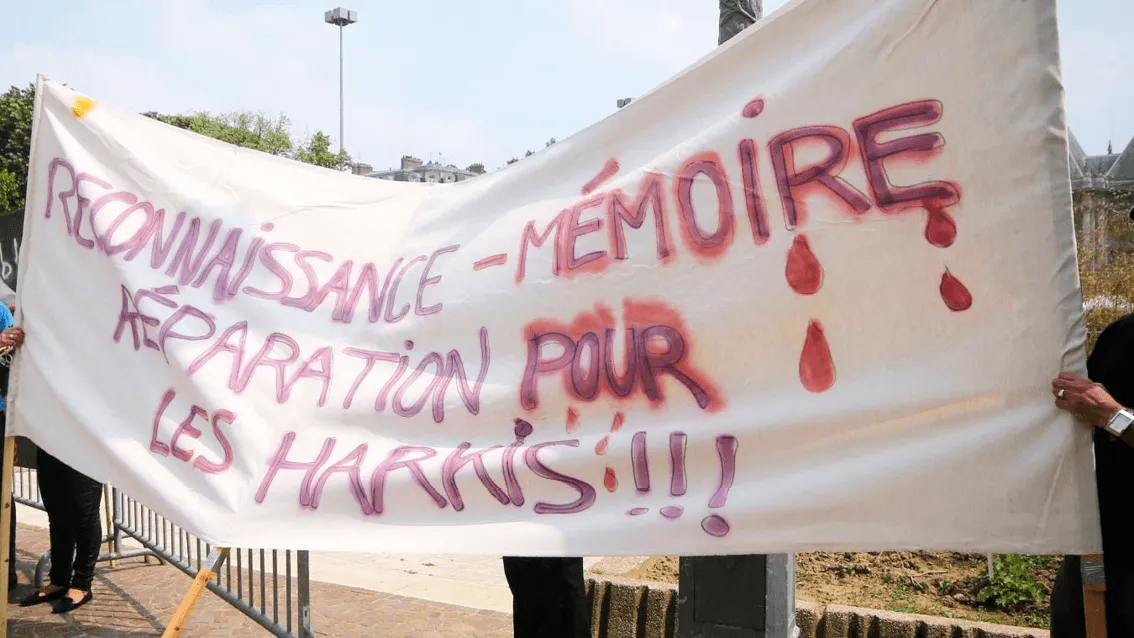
[676,554,796,637]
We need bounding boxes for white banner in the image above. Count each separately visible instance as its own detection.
[11,0,1100,555]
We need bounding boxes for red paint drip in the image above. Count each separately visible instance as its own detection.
[940,269,973,311]
[595,436,610,455]
[785,234,823,295]
[799,320,836,393]
[742,97,765,118]
[604,467,618,492]
[924,202,957,248]
[610,412,624,432]
[566,407,579,432]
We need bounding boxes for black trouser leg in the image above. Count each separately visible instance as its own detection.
[503,556,589,638]
[1052,555,1134,638]
[36,450,76,589]
[68,469,102,591]
[1051,556,1086,638]
[1105,567,1134,638]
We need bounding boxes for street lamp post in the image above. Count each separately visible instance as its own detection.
[324,7,358,155]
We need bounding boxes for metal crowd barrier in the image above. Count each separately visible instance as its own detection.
[12,465,312,638]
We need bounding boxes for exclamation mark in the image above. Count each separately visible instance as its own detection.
[701,435,738,537]
[669,432,687,497]
[631,431,650,494]
[659,431,689,520]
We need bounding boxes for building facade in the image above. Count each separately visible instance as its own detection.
[360,155,483,184]
[1071,132,1134,192]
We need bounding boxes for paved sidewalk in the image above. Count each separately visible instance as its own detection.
[6,523,512,637]
[16,485,624,615]
[17,499,629,614]
[309,552,606,613]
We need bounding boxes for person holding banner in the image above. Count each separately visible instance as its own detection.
[18,450,103,613]
[2,327,102,614]
[1050,311,1134,637]
[503,556,589,637]
[0,305,20,591]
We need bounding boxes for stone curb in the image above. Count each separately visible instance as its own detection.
[586,578,1048,638]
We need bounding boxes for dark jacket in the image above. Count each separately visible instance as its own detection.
[1087,312,1134,571]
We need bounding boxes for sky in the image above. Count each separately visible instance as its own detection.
[0,0,1129,171]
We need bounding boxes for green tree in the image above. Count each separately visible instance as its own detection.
[0,81,351,214]
[0,84,35,212]
[466,162,485,174]
[143,111,294,157]
[145,111,351,169]
[504,139,555,168]
[294,131,351,170]
[0,170,19,212]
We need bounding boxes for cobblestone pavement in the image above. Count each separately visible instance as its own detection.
[5,524,512,637]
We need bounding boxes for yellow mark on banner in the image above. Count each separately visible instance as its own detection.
[71,97,95,118]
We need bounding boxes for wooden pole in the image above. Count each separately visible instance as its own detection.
[102,486,114,568]
[161,547,229,638]
[0,436,17,638]
[1081,554,1107,638]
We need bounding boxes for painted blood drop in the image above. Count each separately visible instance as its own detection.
[595,436,610,455]
[566,407,579,432]
[940,269,973,311]
[604,467,618,492]
[785,234,823,295]
[924,202,957,248]
[610,412,625,432]
[799,320,836,393]
[742,97,765,118]
[660,505,684,519]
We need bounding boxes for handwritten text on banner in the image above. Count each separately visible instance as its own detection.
[10,0,1099,555]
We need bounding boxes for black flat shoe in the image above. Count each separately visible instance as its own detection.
[19,588,65,607]
[52,591,93,614]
